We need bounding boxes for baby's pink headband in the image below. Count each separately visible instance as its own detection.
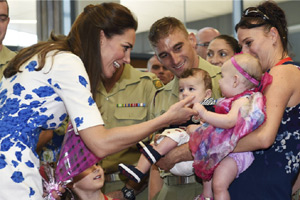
[231,56,259,86]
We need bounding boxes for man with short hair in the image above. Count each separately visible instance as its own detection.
[0,0,16,78]
[147,55,174,85]
[148,17,222,200]
[195,27,220,59]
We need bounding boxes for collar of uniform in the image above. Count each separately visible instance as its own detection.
[97,64,154,95]
[198,56,221,77]
[118,64,158,90]
[118,64,140,84]
[164,76,179,98]
[0,45,17,64]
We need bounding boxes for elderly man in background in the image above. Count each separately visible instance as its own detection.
[147,55,174,85]
[195,27,220,59]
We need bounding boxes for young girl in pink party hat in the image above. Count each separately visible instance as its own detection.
[62,164,118,200]
[42,123,102,199]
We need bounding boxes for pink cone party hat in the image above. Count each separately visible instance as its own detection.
[55,123,102,184]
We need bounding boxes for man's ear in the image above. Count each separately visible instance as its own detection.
[170,73,174,80]
[188,32,197,48]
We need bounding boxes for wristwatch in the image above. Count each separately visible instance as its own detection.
[121,186,135,200]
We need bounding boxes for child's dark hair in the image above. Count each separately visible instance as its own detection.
[180,68,212,90]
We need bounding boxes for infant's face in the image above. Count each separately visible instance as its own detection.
[219,60,236,98]
[179,76,209,105]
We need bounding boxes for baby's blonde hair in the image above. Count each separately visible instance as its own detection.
[232,53,263,88]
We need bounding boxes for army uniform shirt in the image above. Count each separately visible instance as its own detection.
[95,64,163,173]
[0,45,17,79]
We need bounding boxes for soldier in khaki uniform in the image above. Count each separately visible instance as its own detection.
[0,0,16,79]
[148,17,222,200]
[0,45,16,78]
[95,63,163,200]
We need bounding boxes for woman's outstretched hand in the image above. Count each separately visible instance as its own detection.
[166,96,198,125]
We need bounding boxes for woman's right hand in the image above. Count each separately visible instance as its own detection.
[165,96,197,125]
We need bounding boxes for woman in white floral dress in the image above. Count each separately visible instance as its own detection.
[0,3,196,199]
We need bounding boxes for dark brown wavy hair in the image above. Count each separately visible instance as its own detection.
[4,2,137,98]
[212,35,241,54]
[235,1,288,57]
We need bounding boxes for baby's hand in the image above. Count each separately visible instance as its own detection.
[193,103,207,117]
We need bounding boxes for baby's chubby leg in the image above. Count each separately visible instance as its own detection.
[135,137,178,172]
[202,179,213,199]
[119,128,186,183]
[153,136,178,155]
[212,156,238,200]
[118,139,174,183]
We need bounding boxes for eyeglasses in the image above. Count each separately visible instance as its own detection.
[243,7,270,21]
[196,42,210,47]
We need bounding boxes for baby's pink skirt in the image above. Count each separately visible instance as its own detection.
[228,152,254,178]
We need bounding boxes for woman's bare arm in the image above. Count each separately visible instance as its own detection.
[79,96,198,158]
[233,64,300,152]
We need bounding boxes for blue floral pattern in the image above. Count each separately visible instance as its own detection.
[11,171,24,183]
[32,86,55,97]
[88,96,95,106]
[230,103,300,200]
[75,117,84,127]
[0,52,103,199]
[13,83,25,96]
[79,75,88,87]
[25,60,37,72]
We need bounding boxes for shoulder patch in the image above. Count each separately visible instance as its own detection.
[153,79,164,89]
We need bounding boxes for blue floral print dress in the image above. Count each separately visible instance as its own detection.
[229,63,300,199]
[0,51,104,199]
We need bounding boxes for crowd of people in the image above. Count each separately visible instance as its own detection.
[0,0,299,200]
